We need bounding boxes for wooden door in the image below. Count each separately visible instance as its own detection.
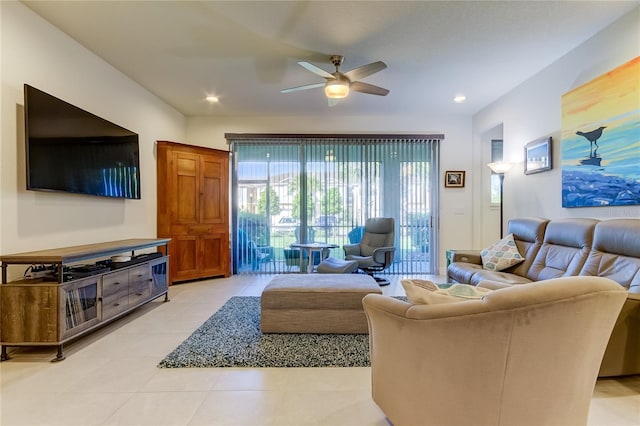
[157,141,230,282]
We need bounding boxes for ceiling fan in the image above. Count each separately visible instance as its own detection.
[281,55,389,102]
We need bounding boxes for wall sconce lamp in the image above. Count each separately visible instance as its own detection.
[488,161,513,238]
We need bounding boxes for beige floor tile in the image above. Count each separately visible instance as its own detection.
[212,366,372,393]
[588,394,640,425]
[0,391,133,425]
[141,368,225,392]
[211,368,292,391]
[73,332,186,360]
[1,273,639,426]
[280,389,388,425]
[1,355,112,393]
[280,366,372,391]
[103,391,208,426]
[121,310,215,334]
[63,357,161,393]
[0,362,50,390]
[190,388,388,426]
[188,390,284,425]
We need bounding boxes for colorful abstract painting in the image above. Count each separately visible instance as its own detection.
[561,56,640,208]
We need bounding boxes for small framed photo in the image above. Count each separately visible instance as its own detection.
[524,137,552,175]
[445,171,465,188]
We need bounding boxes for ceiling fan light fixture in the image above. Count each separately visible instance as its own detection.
[282,55,388,100]
[325,80,350,99]
[453,94,466,103]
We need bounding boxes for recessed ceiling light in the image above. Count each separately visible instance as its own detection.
[454,94,466,103]
[205,95,219,103]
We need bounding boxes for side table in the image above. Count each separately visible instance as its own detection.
[290,243,338,273]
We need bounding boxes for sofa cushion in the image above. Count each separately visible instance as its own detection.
[481,234,525,271]
[527,218,598,281]
[580,219,640,292]
[504,217,549,276]
[471,270,533,287]
[401,279,491,304]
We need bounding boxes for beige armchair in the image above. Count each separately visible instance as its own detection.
[362,276,626,426]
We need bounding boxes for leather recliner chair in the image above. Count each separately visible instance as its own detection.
[343,217,395,286]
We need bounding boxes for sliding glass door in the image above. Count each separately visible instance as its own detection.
[229,135,442,275]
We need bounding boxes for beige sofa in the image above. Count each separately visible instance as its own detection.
[447,217,640,377]
[363,276,627,426]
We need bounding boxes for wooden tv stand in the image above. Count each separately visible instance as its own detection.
[0,238,170,362]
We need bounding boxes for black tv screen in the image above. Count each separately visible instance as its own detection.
[24,84,141,199]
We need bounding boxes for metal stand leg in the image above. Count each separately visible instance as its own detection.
[1,345,10,361]
[164,292,170,302]
[51,344,65,362]
[298,251,305,273]
[373,276,391,286]
[307,250,315,273]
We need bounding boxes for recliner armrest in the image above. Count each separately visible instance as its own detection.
[372,246,395,265]
[449,249,482,264]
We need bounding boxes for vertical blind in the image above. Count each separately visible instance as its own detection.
[228,134,442,275]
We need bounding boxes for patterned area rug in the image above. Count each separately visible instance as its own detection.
[158,296,379,368]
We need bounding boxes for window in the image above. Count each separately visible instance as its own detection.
[228,135,443,275]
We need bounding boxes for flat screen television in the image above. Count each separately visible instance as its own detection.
[24,84,141,199]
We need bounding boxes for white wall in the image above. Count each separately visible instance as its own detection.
[473,7,640,246]
[475,124,504,246]
[0,2,186,262]
[5,2,636,276]
[187,113,474,273]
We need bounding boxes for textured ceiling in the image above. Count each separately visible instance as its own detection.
[23,1,639,117]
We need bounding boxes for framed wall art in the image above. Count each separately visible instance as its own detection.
[561,56,640,208]
[445,171,465,188]
[524,137,552,175]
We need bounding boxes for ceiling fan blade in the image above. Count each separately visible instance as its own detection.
[343,61,387,81]
[350,81,390,96]
[297,61,334,79]
[280,82,325,93]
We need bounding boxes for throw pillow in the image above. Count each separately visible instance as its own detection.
[481,233,525,272]
[401,279,491,304]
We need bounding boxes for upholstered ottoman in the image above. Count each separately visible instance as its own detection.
[261,274,381,334]
[317,257,359,273]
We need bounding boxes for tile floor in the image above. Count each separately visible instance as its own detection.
[1,274,639,425]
